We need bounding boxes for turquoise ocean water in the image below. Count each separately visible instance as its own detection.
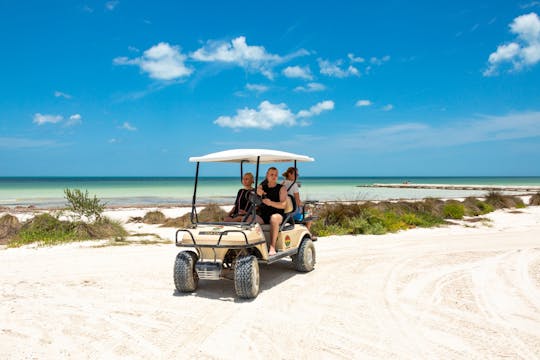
[1,177,540,208]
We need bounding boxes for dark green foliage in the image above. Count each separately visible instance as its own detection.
[530,192,540,206]
[143,211,166,224]
[64,188,105,221]
[443,201,465,219]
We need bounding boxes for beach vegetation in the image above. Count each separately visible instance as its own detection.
[484,191,524,209]
[0,214,21,244]
[443,201,465,219]
[9,213,127,247]
[310,193,526,237]
[160,203,228,228]
[64,188,105,221]
[143,211,166,224]
[530,192,540,206]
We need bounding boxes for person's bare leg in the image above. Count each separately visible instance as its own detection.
[269,214,282,255]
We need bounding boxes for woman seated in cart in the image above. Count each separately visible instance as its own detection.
[256,167,287,255]
[224,172,255,222]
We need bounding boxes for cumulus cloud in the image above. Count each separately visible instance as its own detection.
[318,58,360,78]
[356,99,372,107]
[297,100,335,118]
[120,121,137,131]
[484,12,540,76]
[114,42,193,80]
[54,90,72,99]
[382,104,394,111]
[294,82,326,92]
[33,113,63,125]
[215,100,334,130]
[105,1,119,11]
[347,53,365,63]
[282,65,313,80]
[67,114,82,126]
[370,55,391,65]
[191,36,308,79]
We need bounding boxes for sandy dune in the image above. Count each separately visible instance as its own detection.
[1,207,540,359]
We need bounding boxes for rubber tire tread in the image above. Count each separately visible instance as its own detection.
[234,255,260,299]
[293,238,316,272]
[173,251,199,292]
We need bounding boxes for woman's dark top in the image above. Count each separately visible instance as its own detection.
[259,182,284,223]
[231,188,251,216]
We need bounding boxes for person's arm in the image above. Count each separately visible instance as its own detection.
[293,191,302,207]
[262,186,287,209]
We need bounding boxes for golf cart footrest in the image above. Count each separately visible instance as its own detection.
[195,262,222,280]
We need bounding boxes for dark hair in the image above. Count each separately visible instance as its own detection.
[282,167,297,178]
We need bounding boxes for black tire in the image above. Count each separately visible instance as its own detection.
[173,251,199,292]
[292,238,316,272]
[234,255,260,299]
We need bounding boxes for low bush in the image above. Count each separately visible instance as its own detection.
[143,211,166,224]
[443,201,465,219]
[530,192,540,206]
[484,191,524,209]
[0,214,21,244]
[9,214,126,247]
[64,188,105,221]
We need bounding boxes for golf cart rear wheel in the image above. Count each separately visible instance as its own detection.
[292,238,316,272]
[234,255,260,299]
[174,251,199,292]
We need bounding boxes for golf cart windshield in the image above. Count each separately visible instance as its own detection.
[188,149,314,225]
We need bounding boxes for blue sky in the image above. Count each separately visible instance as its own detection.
[1,0,539,176]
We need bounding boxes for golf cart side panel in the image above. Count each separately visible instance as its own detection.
[275,227,311,252]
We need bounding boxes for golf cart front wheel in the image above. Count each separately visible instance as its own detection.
[173,251,199,292]
[234,255,260,299]
[292,238,316,272]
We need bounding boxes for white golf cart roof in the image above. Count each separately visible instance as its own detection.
[189,149,314,164]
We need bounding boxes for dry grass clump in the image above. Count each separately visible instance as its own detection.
[162,214,191,228]
[198,204,228,222]
[485,191,524,209]
[8,213,127,247]
[529,192,540,206]
[143,211,166,224]
[0,214,21,244]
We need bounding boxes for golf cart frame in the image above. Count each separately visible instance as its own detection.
[173,149,316,298]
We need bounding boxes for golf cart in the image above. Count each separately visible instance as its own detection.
[174,149,316,299]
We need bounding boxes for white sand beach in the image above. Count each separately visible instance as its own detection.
[1,205,540,359]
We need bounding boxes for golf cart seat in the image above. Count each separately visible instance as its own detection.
[280,195,297,231]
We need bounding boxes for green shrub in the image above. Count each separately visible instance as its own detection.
[443,202,465,219]
[477,201,494,214]
[143,211,166,224]
[64,188,105,221]
[530,192,540,206]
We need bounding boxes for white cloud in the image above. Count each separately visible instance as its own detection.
[114,42,193,80]
[484,12,540,76]
[347,53,365,63]
[282,65,313,80]
[67,114,82,126]
[33,113,63,125]
[382,104,394,111]
[191,37,308,79]
[297,100,334,118]
[356,99,372,107]
[246,83,269,93]
[54,90,72,99]
[294,82,326,92]
[370,55,391,65]
[318,58,360,78]
[120,122,137,131]
[337,111,540,151]
[105,1,119,11]
[215,100,334,130]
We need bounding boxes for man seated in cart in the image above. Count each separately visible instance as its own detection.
[256,167,287,255]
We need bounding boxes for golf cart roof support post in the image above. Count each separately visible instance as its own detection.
[254,156,260,188]
[286,160,298,192]
[191,161,200,224]
[240,160,246,183]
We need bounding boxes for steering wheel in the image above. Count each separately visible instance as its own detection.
[242,190,261,222]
